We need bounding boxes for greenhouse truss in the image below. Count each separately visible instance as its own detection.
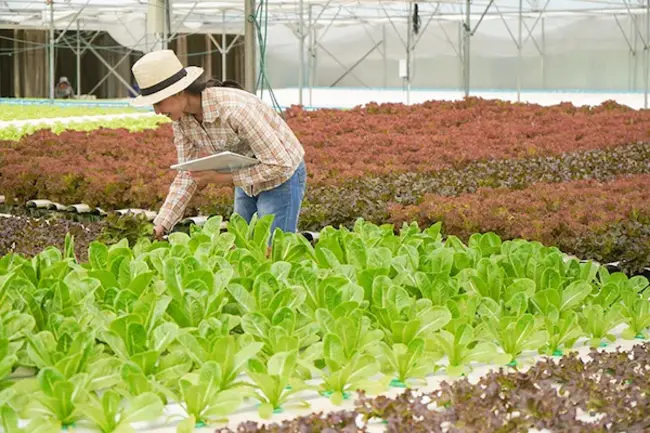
[2,0,650,106]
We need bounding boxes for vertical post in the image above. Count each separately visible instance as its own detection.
[205,34,213,77]
[76,19,81,97]
[624,18,629,90]
[164,0,171,48]
[463,0,471,97]
[244,0,257,93]
[298,0,304,105]
[161,0,166,47]
[49,0,55,100]
[643,0,650,110]
[541,18,545,89]
[222,10,227,80]
[634,16,638,91]
[517,0,522,102]
[458,21,462,91]
[383,23,388,88]
[312,22,318,97]
[405,1,412,104]
[308,4,313,107]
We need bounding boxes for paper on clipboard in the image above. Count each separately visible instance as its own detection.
[170,151,259,173]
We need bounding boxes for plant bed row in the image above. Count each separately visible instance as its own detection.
[297,141,650,229]
[0,115,168,141]
[0,104,143,122]
[0,215,104,262]
[2,171,650,274]
[286,98,650,182]
[2,130,649,227]
[215,341,650,432]
[0,216,649,431]
[0,211,202,262]
[2,97,650,204]
[388,174,650,274]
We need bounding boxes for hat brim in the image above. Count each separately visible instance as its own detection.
[130,66,205,107]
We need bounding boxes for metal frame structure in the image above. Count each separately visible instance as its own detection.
[2,0,650,106]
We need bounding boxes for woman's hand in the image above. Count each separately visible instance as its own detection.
[190,170,234,187]
[153,225,166,240]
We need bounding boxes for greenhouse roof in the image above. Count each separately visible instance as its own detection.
[1,0,648,32]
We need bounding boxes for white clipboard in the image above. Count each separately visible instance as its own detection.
[170,151,259,173]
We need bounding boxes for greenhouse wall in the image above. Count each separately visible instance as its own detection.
[0,30,245,99]
[262,14,650,93]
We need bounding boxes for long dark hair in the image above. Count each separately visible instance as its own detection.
[185,76,245,94]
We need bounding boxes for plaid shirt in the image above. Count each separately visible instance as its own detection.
[153,87,305,232]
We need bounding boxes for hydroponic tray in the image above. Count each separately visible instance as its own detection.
[12,326,642,433]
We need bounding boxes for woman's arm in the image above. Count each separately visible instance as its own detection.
[153,123,199,233]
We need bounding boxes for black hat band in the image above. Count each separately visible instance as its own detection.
[140,68,188,96]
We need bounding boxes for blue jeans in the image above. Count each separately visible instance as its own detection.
[234,161,307,234]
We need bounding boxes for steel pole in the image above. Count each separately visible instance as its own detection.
[308,4,313,107]
[406,1,412,104]
[49,0,55,100]
[383,23,388,88]
[463,0,471,97]
[541,17,545,89]
[222,10,227,80]
[630,15,639,92]
[76,19,81,97]
[298,0,304,105]
[643,0,650,110]
[517,0,522,102]
[164,0,171,48]
[244,0,257,93]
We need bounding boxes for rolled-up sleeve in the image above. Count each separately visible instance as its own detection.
[226,104,295,189]
[153,122,198,232]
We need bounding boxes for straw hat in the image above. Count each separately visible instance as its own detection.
[130,49,204,107]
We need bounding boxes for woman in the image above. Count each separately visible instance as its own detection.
[130,49,306,240]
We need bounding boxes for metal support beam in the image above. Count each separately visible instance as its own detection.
[463,0,470,97]
[643,0,650,110]
[83,40,137,95]
[405,1,413,104]
[329,41,382,87]
[49,0,55,101]
[317,41,370,87]
[81,31,101,55]
[613,15,636,90]
[298,0,305,105]
[634,12,639,90]
[308,4,314,106]
[206,16,241,81]
[541,18,545,89]
[517,0,522,102]
[222,10,228,80]
[461,0,494,97]
[381,2,406,49]
[458,21,463,90]
[168,1,198,41]
[493,0,547,100]
[440,21,461,58]
[88,47,136,95]
[382,23,387,89]
[624,0,649,48]
[164,0,171,48]
[54,0,89,44]
[615,15,635,53]
[413,4,439,48]
[244,0,256,93]
[77,20,81,96]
